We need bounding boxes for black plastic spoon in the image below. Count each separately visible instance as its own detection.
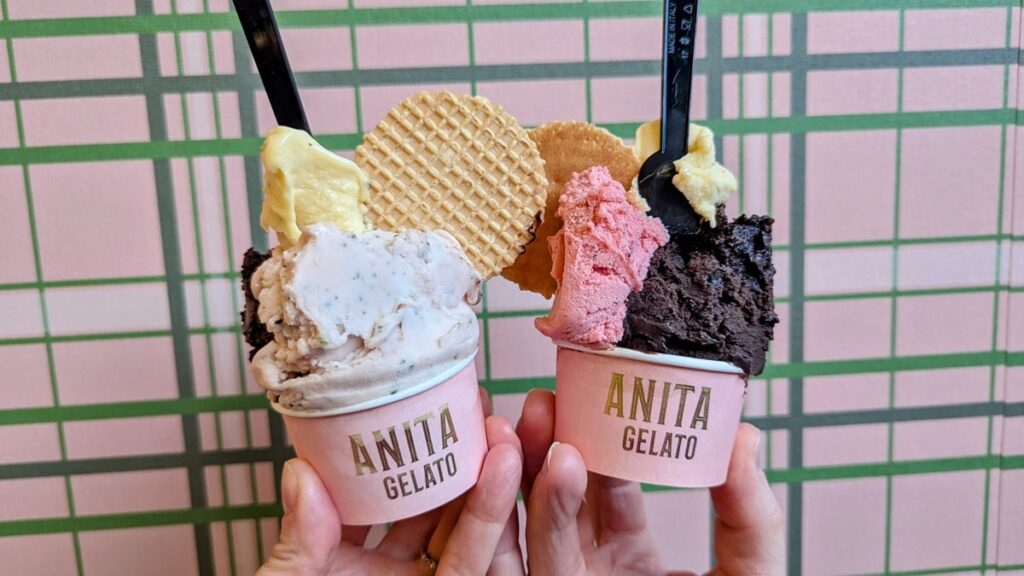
[233,0,309,132]
[638,0,701,235]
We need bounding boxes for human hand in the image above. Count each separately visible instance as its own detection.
[516,389,784,576]
[259,391,525,576]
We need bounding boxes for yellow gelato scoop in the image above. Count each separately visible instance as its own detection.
[634,120,737,228]
[260,126,371,247]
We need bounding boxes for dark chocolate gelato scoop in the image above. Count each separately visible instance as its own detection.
[620,212,778,375]
[241,248,273,360]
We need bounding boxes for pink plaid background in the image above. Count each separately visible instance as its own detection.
[0,1,1022,574]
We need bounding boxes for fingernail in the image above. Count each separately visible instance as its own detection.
[544,441,561,469]
[282,460,298,514]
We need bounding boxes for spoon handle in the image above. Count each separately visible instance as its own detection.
[659,0,699,159]
[233,0,309,132]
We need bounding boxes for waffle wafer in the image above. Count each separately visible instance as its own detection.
[356,91,548,279]
[501,121,641,298]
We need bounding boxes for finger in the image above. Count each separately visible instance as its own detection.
[480,385,493,417]
[488,504,526,576]
[376,507,445,560]
[426,414,522,559]
[709,424,785,576]
[486,414,522,453]
[483,416,525,576]
[257,459,342,576]
[439,442,522,576]
[575,493,597,556]
[583,477,602,540]
[710,425,780,529]
[341,525,371,547]
[588,472,648,541]
[516,388,556,500]
[426,496,465,560]
[525,442,588,576]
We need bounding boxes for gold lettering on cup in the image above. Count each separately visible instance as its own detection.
[351,435,378,476]
[629,377,656,423]
[673,384,696,427]
[601,370,713,461]
[373,427,404,471]
[604,372,625,417]
[691,387,711,430]
[439,404,459,449]
[350,403,465,499]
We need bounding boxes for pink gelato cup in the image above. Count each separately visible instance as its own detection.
[274,356,487,525]
[553,342,746,488]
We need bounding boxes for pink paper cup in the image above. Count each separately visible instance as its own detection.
[553,342,747,488]
[275,356,487,525]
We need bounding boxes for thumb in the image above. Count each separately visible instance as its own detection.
[525,442,589,576]
[708,424,785,576]
[258,458,342,576]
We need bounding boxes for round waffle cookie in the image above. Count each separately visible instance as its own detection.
[501,121,641,297]
[356,91,548,279]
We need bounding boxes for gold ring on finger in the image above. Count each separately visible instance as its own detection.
[419,549,439,574]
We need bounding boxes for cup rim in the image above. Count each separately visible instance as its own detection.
[554,341,744,375]
[269,353,476,418]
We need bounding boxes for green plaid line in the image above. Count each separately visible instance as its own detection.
[0,0,86,570]
[0,1,1019,40]
[1,1,1022,574]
